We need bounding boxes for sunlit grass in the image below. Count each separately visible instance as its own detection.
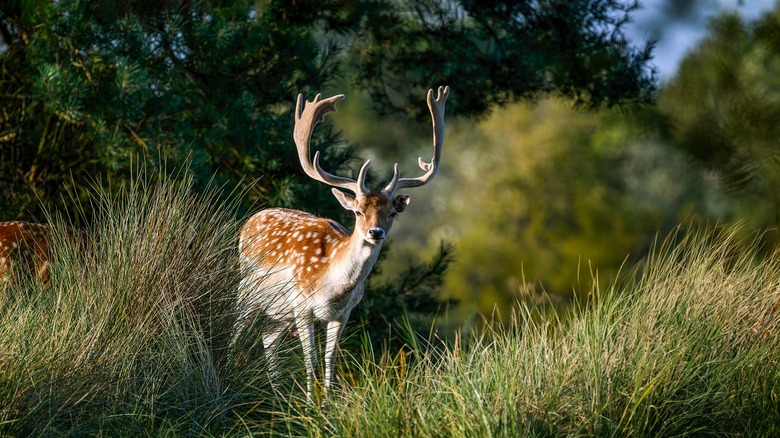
[0,173,290,435]
[1,174,778,436]
[292,228,780,436]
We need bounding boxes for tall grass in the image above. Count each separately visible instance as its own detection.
[0,173,281,435]
[292,228,780,436]
[2,174,779,436]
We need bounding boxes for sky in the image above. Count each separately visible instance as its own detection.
[625,0,778,81]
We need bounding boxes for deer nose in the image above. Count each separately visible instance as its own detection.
[367,228,386,240]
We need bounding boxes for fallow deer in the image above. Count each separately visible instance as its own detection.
[236,86,449,401]
[0,221,71,286]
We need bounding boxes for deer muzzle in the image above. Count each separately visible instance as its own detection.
[366,228,386,241]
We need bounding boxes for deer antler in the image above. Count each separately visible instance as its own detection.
[293,93,370,195]
[383,86,449,195]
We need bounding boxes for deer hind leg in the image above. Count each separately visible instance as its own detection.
[37,260,51,286]
[0,258,10,287]
[261,322,289,388]
[294,312,317,403]
[230,276,257,349]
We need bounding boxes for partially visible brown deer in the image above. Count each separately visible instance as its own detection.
[236,86,449,401]
[0,221,74,286]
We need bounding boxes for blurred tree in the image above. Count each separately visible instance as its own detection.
[438,99,726,314]
[658,7,780,230]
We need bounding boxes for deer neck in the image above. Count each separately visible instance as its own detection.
[328,231,383,290]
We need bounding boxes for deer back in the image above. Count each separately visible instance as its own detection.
[0,222,57,284]
[240,208,350,284]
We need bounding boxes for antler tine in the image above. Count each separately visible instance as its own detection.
[384,86,449,195]
[294,92,370,195]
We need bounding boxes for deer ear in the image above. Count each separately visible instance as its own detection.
[332,188,357,210]
[393,194,411,212]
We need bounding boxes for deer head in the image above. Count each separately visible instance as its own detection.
[293,86,449,245]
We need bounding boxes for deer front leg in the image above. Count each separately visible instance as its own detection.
[324,313,349,393]
[295,312,317,403]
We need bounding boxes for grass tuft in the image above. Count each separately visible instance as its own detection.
[0,172,279,435]
[2,175,778,435]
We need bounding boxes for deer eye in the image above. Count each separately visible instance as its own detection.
[389,211,398,219]
[354,211,364,217]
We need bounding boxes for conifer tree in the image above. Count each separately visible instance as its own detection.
[1,0,353,219]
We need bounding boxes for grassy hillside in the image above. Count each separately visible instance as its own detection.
[1,179,778,436]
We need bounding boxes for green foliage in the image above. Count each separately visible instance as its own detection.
[0,0,656,221]
[288,227,780,436]
[436,99,724,314]
[659,6,780,228]
[349,0,656,118]
[0,0,350,220]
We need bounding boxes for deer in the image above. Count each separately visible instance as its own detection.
[235,86,449,402]
[0,221,72,286]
